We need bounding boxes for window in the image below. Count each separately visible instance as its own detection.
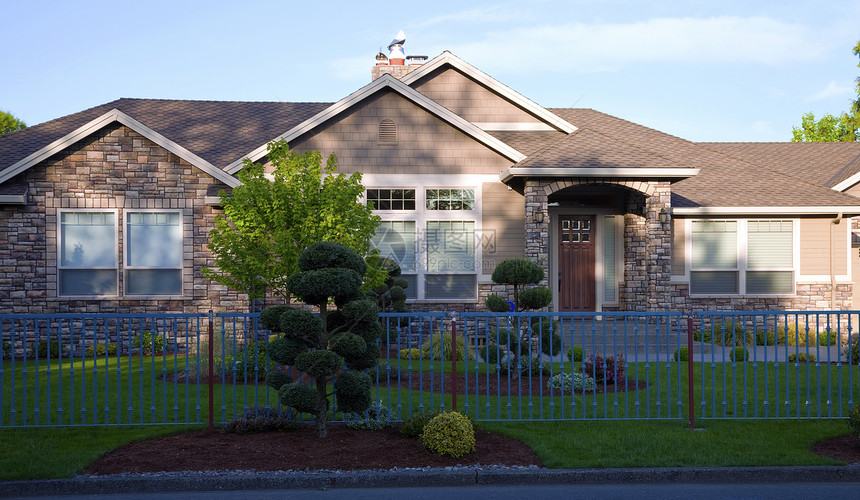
[57,210,183,297]
[59,212,117,295]
[125,212,182,295]
[689,219,794,295]
[368,186,479,300]
[366,189,416,210]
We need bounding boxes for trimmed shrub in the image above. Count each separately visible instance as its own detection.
[567,346,584,363]
[298,241,367,275]
[788,352,816,363]
[730,347,749,362]
[36,340,61,359]
[420,411,476,458]
[848,405,860,437]
[334,369,372,414]
[260,305,292,332]
[485,294,510,312]
[399,348,421,360]
[401,409,443,438]
[222,406,295,434]
[86,342,118,357]
[547,372,596,393]
[673,347,689,362]
[279,310,325,347]
[294,350,344,379]
[519,287,552,310]
[279,383,319,414]
[267,337,308,366]
[483,343,501,364]
[530,318,561,356]
[583,354,625,383]
[266,371,292,391]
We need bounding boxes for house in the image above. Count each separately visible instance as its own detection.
[3,34,860,315]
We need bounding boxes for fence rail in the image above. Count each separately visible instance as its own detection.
[1,310,858,428]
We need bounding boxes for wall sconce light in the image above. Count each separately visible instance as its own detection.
[535,212,545,223]
[658,211,668,223]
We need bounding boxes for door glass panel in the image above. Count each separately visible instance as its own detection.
[572,221,580,230]
[562,220,570,230]
[583,221,591,230]
[582,233,590,242]
[562,233,570,242]
[571,233,580,242]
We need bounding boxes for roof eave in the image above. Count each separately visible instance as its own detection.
[499,167,700,183]
[672,206,860,216]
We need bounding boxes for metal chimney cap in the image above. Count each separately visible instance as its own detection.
[388,30,406,50]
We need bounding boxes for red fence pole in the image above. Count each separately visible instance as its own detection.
[451,315,458,412]
[208,310,214,431]
[687,316,695,430]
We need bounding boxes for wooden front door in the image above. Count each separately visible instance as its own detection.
[559,215,596,311]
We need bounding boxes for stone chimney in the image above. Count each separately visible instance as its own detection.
[371,31,427,80]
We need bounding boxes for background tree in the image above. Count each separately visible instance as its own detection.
[261,242,381,438]
[204,140,381,302]
[0,110,26,135]
[792,40,860,142]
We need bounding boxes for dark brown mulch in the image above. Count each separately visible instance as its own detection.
[812,434,860,464]
[83,423,541,474]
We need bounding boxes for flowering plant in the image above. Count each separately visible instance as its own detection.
[582,353,625,383]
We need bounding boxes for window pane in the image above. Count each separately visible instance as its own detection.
[126,269,182,295]
[399,274,418,300]
[747,271,793,294]
[425,274,476,299]
[690,271,738,294]
[371,221,416,272]
[59,269,117,295]
[748,220,793,268]
[367,189,416,211]
[60,212,116,267]
[426,221,475,272]
[127,212,181,267]
[692,221,737,269]
[426,189,475,211]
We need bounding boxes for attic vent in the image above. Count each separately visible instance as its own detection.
[379,119,397,145]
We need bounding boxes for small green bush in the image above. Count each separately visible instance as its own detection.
[547,372,595,393]
[483,342,502,364]
[519,287,552,310]
[36,340,61,359]
[398,348,422,360]
[788,352,816,363]
[844,337,860,365]
[222,406,295,434]
[420,411,476,458]
[730,347,749,362]
[86,342,118,357]
[401,409,443,438]
[485,294,510,312]
[673,347,689,362]
[132,331,165,355]
[567,346,584,362]
[345,401,394,430]
[848,405,860,437]
[420,332,475,361]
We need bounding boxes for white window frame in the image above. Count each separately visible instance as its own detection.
[364,174,488,302]
[57,209,119,297]
[123,209,184,297]
[686,218,798,296]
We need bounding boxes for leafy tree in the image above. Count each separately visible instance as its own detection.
[0,110,26,135]
[791,40,860,142]
[203,140,381,302]
[261,242,381,438]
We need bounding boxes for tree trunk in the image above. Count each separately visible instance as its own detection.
[315,377,329,438]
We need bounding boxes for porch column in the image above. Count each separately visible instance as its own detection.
[524,180,550,287]
[645,182,673,311]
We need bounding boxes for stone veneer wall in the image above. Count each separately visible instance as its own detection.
[0,123,247,315]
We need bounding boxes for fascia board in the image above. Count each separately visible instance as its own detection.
[672,206,860,216]
[0,193,26,204]
[0,109,240,188]
[831,174,860,192]
[226,75,526,174]
[499,167,700,183]
[402,51,577,134]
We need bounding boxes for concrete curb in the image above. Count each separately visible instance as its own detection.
[2,465,860,497]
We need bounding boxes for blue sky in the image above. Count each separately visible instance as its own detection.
[1,0,858,142]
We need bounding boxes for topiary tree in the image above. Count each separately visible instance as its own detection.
[261,242,382,438]
[483,258,557,375]
[365,255,409,313]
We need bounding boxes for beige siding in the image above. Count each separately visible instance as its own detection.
[411,67,543,124]
[289,90,513,175]
[671,217,685,275]
[799,218,848,275]
[481,182,525,274]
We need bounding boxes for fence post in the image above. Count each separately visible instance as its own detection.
[687,316,695,429]
[451,313,458,412]
[208,310,214,431]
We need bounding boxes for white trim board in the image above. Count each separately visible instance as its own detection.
[673,206,860,216]
[500,167,699,183]
[401,51,577,134]
[224,74,527,174]
[0,109,241,188]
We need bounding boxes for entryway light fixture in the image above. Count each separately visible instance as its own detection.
[535,212,545,223]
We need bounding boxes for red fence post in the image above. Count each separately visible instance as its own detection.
[687,316,695,430]
[451,314,458,412]
[208,310,214,431]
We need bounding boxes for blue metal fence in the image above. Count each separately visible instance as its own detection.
[2,310,858,428]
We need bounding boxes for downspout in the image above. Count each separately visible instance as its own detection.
[831,212,843,309]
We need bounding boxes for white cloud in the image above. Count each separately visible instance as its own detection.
[453,16,828,74]
[809,81,855,101]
